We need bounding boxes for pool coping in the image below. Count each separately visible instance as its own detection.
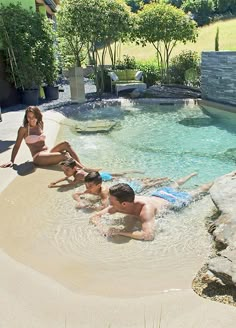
[199,99,236,114]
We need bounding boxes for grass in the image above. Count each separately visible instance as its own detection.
[104,18,236,63]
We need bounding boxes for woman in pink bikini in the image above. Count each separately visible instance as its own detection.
[0,106,86,168]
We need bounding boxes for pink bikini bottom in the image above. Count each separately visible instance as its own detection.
[32,149,48,160]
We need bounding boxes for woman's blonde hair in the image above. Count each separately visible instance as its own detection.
[23,106,43,128]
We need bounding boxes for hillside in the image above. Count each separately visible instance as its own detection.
[117,18,236,62]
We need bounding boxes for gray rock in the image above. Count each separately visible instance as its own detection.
[130,88,145,99]
[206,171,236,287]
[145,84,201,99]
[208,254,236,286]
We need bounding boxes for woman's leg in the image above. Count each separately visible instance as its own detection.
[50,141,82,164]
[170,172,197,189]
[33,151,69,166]
[35,141,97,169]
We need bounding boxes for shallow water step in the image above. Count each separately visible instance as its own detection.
[75,119,117,133]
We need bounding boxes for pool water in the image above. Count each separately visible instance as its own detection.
[2,101,232,298]
[59,102,236,188]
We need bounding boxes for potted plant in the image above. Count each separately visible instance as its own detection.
[42,41,59,100]
[43,66,59,101]
[0,3,55,105]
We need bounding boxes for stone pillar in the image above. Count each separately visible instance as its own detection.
[69,66,86,103]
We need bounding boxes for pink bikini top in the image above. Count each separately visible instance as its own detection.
[25,124,46,145]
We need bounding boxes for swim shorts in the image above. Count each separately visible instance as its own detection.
[151,187,192,208]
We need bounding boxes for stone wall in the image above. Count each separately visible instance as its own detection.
[201,51,236,106]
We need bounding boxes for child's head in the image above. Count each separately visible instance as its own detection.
[84,171,102,191]
[60,158,77,177]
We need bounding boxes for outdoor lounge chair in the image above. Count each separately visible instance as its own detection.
[108,69,147,96]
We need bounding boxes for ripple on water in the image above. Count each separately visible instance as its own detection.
[45,191,212,271]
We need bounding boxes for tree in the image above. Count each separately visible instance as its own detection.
[214,0,236,15]
[58,0,132,97]
[57,0,89,67]
[136,3,197,80]
[215,26,219,51]
[181,0,215,26]
[0,3,56,89]
[125,0,151,12]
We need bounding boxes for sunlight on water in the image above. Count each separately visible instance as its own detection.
[20,102,233,296]
[58,103,236,187]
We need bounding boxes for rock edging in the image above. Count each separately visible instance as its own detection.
[206,171,236,287]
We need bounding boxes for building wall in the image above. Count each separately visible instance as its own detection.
[201,51,236,106]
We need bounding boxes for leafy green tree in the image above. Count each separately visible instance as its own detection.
[215,26,219,51]
[167,0,183,7]
[181,0,215,26]
[57,0,132,96]
[213,0,236,14]
[57,0,89,67]
[136,3,197,80]
[125,0,151,12]
[0,3,56,89]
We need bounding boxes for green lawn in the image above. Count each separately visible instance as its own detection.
[108,18,236,63]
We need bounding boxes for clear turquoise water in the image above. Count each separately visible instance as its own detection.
[59,102,236,188]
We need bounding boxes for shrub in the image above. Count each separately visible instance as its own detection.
[181,0,215,26]
[0,3,58,89]
[136,60,162,86]
[213,0,236,15]
[168,50,200,85]
[116,55,137,69]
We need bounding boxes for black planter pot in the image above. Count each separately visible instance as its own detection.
[44,85,59,100]
[21,89,39,105]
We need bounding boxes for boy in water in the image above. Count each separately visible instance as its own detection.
[73,171,170,210]
[73,171,110,210]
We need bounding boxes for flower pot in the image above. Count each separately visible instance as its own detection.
[43,85,59,100]
[21,89,39,105]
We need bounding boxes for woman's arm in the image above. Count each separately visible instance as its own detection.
[0,127,25,168]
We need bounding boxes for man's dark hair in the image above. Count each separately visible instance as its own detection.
[85,171,102,185]
[109,183,135,203]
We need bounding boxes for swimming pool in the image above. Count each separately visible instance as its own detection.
[2,100,233,300]
[58,101,236,187]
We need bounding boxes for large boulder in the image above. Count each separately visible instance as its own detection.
[144,84,201,99]
[206,171,236,286]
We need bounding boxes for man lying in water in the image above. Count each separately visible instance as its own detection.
[73,171,169,210]
[91,172,213,241]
